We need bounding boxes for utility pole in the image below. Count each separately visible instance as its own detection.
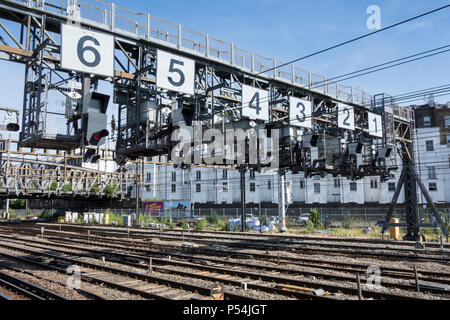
[239,165,247,232]
[279,171,287,232]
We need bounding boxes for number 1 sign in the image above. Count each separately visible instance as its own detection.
[61,24,114,78]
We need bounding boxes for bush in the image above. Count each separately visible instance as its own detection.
[195,219,207,231]
[62,183,72,193]
[49,181,58,191]
[90,182,99,194]
[221,220,232,232]
[104,184,119,198]
[168,223,176,229]
[305,220,315,233]
[343,211,353,228]
[39,211,57,222]
[182,221,189,230]
[160,217,169,224]
[310,208,323,229]
[9,199,26,209]
[444,210,450,231]
[259,214,268,226]
[208,211,219,224]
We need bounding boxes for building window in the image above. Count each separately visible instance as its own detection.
[429,183,437,192]
[171,184,176,193]
[370,180,378,189]
[250,183,256,192]
[222,182,229,192]
[250,170,256,180]
[222,170,228,180]
[300,180,305,189]
[146,173,151,183]
[350,182,357,191]
[196,184,201,193]
[426,140,434,152]
[447,134,450,146]
[423,116,431,126]
[388,183,396,192]
[428,167,437,180]
[171,172,176,182]
[268,181,272,190]
[314,183,321,194]
[334,179,341,188]
[196,171,201,181]
[146,185,152,192]
[446,116,450,128]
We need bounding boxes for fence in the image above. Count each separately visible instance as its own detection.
[5,206,449,229]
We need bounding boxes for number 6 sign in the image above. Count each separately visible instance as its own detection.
[157,49,195,95]
[61,24,114,77]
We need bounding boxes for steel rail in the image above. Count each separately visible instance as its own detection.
[0,232,445,299]
[0,241,252,300]
[0,270,68,300]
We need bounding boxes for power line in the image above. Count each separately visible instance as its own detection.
[254,4,450,77]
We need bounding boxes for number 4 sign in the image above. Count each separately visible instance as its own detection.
[61,24,114,77]
[241,85,269,121]
[338,103,355,131]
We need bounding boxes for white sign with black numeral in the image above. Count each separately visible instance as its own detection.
[290,97,313,129]
[156,49,195,96]
[368,112,383,138]
[338,103,355,131]
[241,85,269,121]
[61,24,114,77]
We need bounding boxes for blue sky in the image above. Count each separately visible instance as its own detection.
[0,0,449,130]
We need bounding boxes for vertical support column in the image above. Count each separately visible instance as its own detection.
[230,44,235,66]
[240,166,246,232]
[251,53,255,73]
[279,171,287,232]
[273,59,277,78]
[291,65,295,84]
[205,35,209,58]
[146,14,151,40]
[110,3,115,31]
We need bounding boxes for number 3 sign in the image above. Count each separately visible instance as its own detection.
[61,24,114,77]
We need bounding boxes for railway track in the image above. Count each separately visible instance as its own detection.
[0,269,68,300]
[38,223,450,249]
[0,229,448,300]
[4,224,449,263]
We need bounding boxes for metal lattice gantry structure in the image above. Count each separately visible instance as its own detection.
[0,0,446,239]
[0,139,133,199]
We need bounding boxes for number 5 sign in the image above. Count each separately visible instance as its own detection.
[61,24,114,77]
[157,50,195,95]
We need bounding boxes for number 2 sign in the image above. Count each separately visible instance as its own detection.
[338,103,355,131]
[156,49,195,96]
[61,24,114,77]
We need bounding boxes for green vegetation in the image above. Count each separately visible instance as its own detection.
[259,213,268,226]
[310,208,323,229]
[208,211,219,224]
[90,182,99,194]
[76,214,84,224]
[104,184,120,198]
[181,221,189,230]
[160,216,169,224]
[9,199,26,209]
[39,210,57,222]
[49,181,58,191]
[343,211,354,228]
[195,219,207,231]
[61,183,72,193]
[444,209,450,232]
